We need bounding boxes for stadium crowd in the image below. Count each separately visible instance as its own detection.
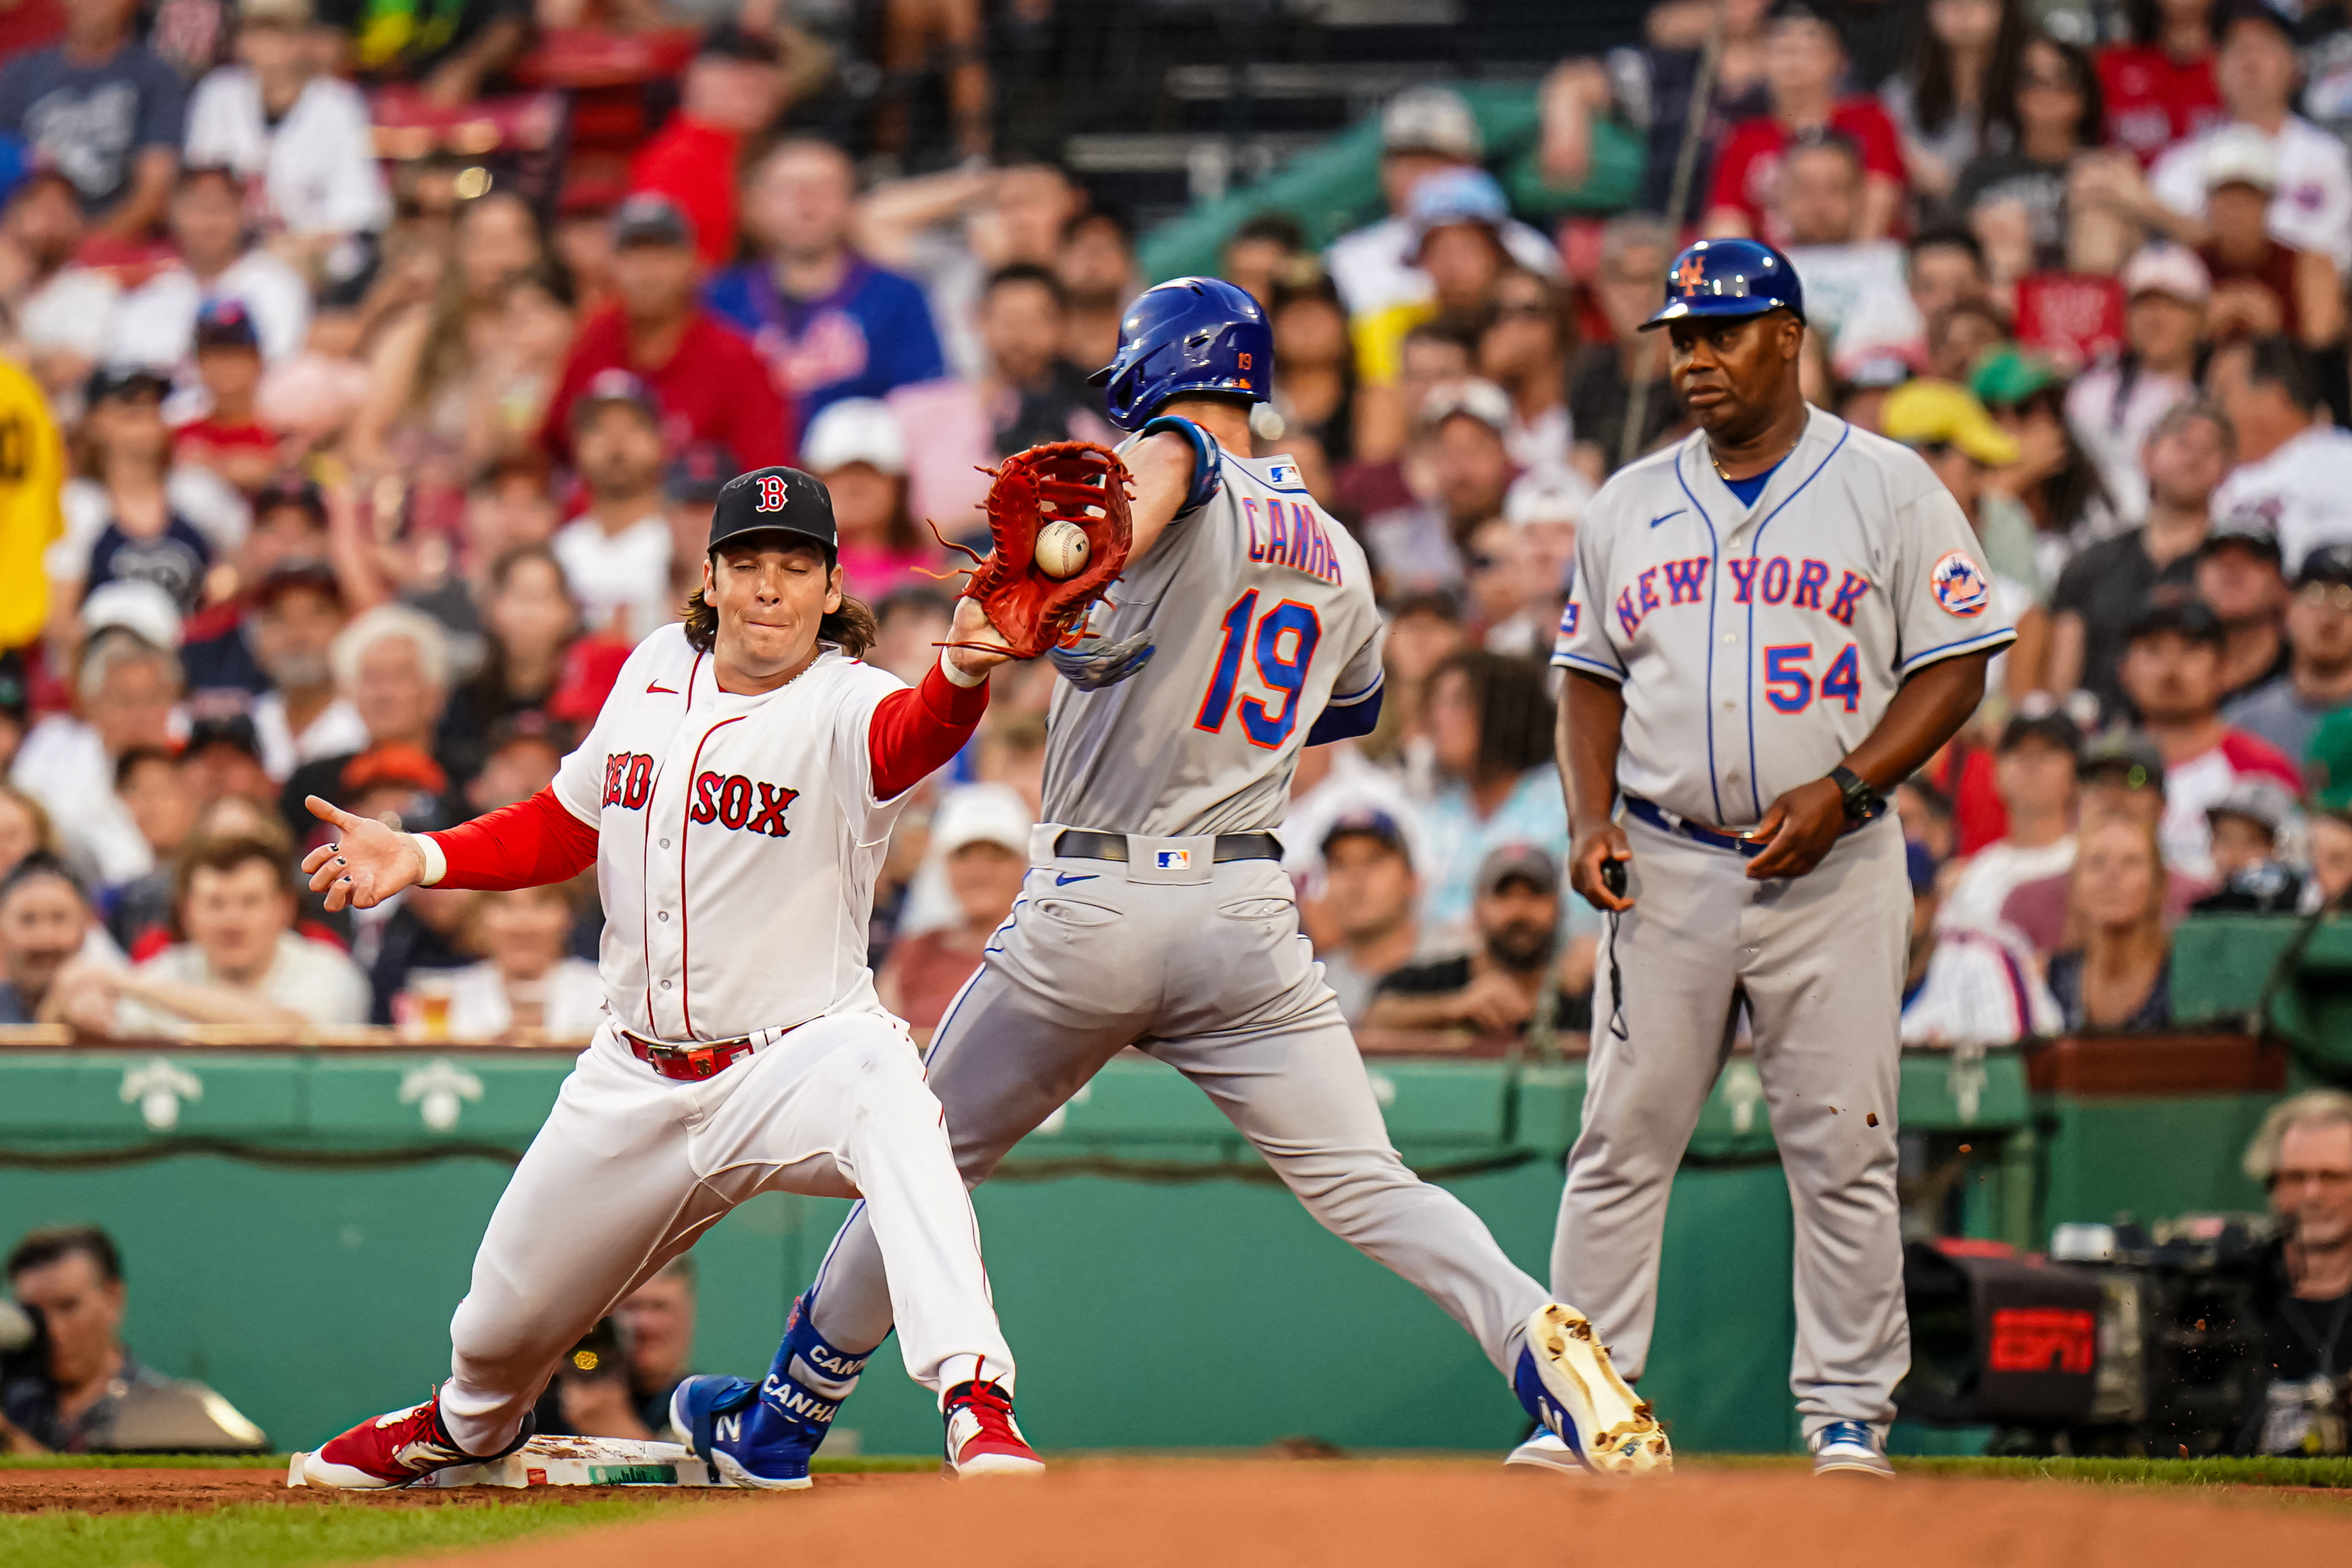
[5,0,2352,1049]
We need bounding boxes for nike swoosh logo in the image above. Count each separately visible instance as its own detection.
[1054,872,1096,885]
[647,682,678,694]
[1649,510,1684,529]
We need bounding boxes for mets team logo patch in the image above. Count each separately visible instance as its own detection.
[1930,551,1991,617]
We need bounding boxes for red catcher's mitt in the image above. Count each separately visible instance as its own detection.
[939,440,1134,660]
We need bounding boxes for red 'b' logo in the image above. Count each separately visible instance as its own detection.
[755,474,790,512]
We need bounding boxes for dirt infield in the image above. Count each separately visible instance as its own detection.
[360,1460,2352,1568]
[0,1465,778,1515]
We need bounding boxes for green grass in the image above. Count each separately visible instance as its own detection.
[0,1453,933,1472]
[1895,1455,2352,1489]
[0,1496,686,1568]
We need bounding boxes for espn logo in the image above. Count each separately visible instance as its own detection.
[1986,1306,2096,1375]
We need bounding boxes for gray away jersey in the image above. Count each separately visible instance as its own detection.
[1552,406,2016,830]
[1043,445,1385,837]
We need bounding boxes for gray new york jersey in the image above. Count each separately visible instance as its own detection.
[1042,446,1384,836]
[1552,406,2016,829]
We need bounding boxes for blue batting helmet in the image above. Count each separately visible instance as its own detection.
[1089,276,1273,431]
[1641,237,1805,330]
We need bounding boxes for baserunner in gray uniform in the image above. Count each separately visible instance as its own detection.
[1547,240,2014,1479]
[681,279,1671,1481]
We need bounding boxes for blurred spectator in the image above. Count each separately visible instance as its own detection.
[2190,778,2302,912]
[868,584,953,688]
[540,194,788,472]
[878,783,1027,1038]
[1925,295,2010,384]
[2207,336,2352,574]
[1999,730,2208,949]
[1881,0,2025,206]
[1363,381,1515,601]
[464,715,562,816]
[0,661,30,788]
[2,1226,265,1454]
[0,852,89,1023]
[1305,811,1423,1025]
[322,0,529,104]
[103,746,196,951]
[1953,33,2104,286]
[1339,317,1472,514]
[705,139,947,437]
[59,831,368,1036]
[1568,213,1679,481]
[1940,709,2080,933]
[178,715,275,818]
[1362,593,1467,795]
[2147,1,2352,271]
[113,164,312,369]
[1268,278,1357,467]
[1221,212,1310,310]
[973,711,1045,818]
[0,0,181,241]
[2241,1090,2352,1454]
[1365,844,1590,1047]
[1973,347,2115,585]
[1540,0,1771,225]
[1704,1,1907,248]
[3,170,105,395]
[1901,839,2061,1047]
[2097,0,2225,165]
[2192,128,2344,349]
[801,398,932,604]
[2065,246,2207,526]
[977,262,1109,457]
[248,560,364,782]
[179,474,332,698]
[553,371,676,644]
[174,304,280,495]
[1476,266,1574,481]
[2310,802,2352,909]
[1487,474,1589,661]
[279,604,451,838]
[434,884,602,1042]
[61,369,215,616]
[183,0,389,259]
[2196,511,2290,704]
[2047,814,2174,1032]
[1416,650,1564,951]
[1058,206,1137,371]
[615,1258,699,1439]
[2116,600,2299,878]
[1324,87,1559,325]
[628,25,787,270]
[2227,543,2352,759]
[12,621,180,888]
[2050,400,2230,719]
[1353,167,1515,412]
[1775,131,1914,370]
[1881,377,2049,699]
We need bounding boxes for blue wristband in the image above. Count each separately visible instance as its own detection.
[1138,415,1224,517]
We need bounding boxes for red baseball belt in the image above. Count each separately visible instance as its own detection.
[620,1028,766,1081]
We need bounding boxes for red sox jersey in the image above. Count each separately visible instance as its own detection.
[1552,407,2016,829]
[548,623,911,1042]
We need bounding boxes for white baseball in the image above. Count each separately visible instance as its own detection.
[1035,521,1091,579]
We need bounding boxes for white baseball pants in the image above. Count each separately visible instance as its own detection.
[436,1013,1013,1455]
[1552,812,1911,1440]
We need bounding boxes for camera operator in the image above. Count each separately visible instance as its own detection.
[1,1225,264,1453]
[2244,1091,2352,1455]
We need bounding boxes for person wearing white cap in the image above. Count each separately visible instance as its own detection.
[10,608,185,890]
[1322,86,1560,327]
[2192,126,2344,349]
[876,783,1031,1040]
[2144,3,2352,270]
[2063,243,2208,524]
[1360,379,1517,598]
[798,397,935,603]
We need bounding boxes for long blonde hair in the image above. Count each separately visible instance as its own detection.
[2061,814,2168,952]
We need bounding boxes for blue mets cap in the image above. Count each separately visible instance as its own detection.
[1641,237,1806,330]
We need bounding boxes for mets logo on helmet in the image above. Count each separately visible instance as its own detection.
[1930,550,1991,617]
[1674,254,1708,295]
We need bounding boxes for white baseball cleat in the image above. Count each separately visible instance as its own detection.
[1809,1420,1895,1478]
[1512,1304,1671,1476]
[1503,1429,1590,1476]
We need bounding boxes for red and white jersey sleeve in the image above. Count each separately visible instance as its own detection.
[551,625,912,1042]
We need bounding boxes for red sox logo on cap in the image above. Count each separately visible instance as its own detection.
[1930,550,1990,617]
[755,474,790,512]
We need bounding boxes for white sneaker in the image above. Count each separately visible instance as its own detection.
[1503,1429,1589,1476]
[1513,1304,1671,1476]
[1809,1420,1895,1478]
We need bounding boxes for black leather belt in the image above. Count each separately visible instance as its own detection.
[1053,829,1282,863]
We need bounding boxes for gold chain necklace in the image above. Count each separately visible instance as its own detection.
[1710,429,1800,485]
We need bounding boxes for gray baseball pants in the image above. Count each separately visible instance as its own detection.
[807,831,1550,1377]
[1552,812,1912,1439]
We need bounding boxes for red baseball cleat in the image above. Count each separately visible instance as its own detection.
[301,1394,529,1489]
[942,1380,1044,1478]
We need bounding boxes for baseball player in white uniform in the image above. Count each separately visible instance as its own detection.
[1547,239,2014,1477]
[294,466,1046,1488]
[679,278,1671,1481]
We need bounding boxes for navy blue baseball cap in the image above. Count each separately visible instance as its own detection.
[194,298,260,351]
[707,465,837,561]
[1642,237,1806,330]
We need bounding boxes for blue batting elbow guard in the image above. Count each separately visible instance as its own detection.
[1137,415,1223,517]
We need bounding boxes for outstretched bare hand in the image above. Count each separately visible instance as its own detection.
[300,796,427,912]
